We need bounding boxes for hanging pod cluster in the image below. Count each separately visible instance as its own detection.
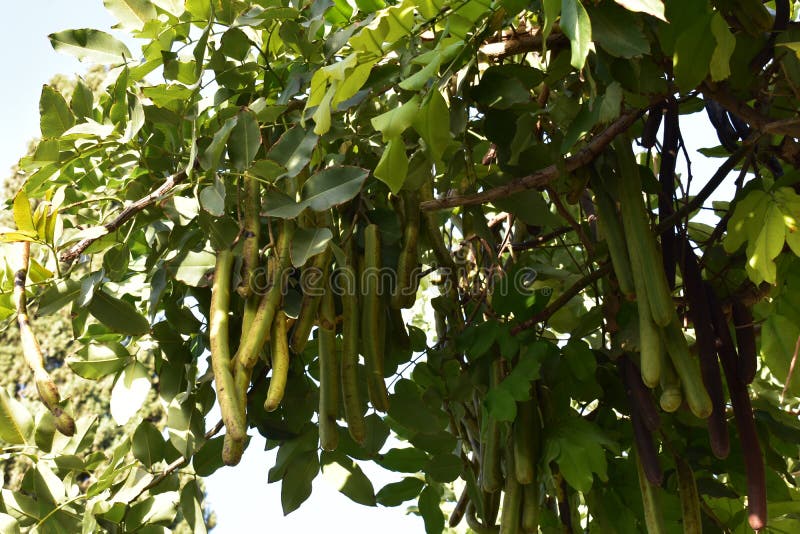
[594,134,768,531]
[209,176,426,464]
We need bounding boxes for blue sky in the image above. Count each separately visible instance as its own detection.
[0,2,424,532]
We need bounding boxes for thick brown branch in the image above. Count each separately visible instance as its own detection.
[480,30,569,59]
[420,108,643,212]
[60,168,189,264]
[702,83,800,137]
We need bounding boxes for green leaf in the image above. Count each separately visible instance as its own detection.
[424,454,462,483]
[376,477,424,507]
[613,0,665,20]
[68,341,130,379]
[167,398,205,456]
[228,109,261,171]
[724,190,769,253]
[250,159,287,183]
[370,96,420,142]
[12,189,36,234]
[710,12,735,81]
[103,0,157,31]
[0,388,33,445]
[321,451,376,506]
[291,227,333,267]
[281,450,319,515]
[132,421,165,468]
[180,481,208,534]
[39,85,75,138]
[761,315,800,397]
[192,435,225,476]
[0,513,20,534]
[542,415,616,492]
[418,485,444,534]
[561,0,592,70]
[268,125,319,179]
[412,91,451,163]
[747,203,786,285]
[543,0,561,41]
[49,29,133,64]
[388,379,445,434]
[673,14,715,92]
[87,290,149,335]
[588,3,650,58]
[373,136,409,194]
[301,166,369,211]
[485,386,517,421]
[200,116,238,171]
[198,176,226,217]
[168,250,216,287]
[377,448,429,472]
[110,361,151,425]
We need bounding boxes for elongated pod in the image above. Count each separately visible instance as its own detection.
[659,345,683,413]
[481,357,503,494]
[641,104,663,149]
[706,285,767,531]
[234,221,294,408]
[362,224,390,412]
[318,279,339,451]
[621,355,661,432]
[391,190,421,309]
[238,174,261,298]
[658,97,679,290]
[614,136,674,327]
[211,249,247,447]
[662,316,713,419]
[14,242,75,436]
[731,298,757,384]
[635,448,666,534]
[500,447,522,534]
[678,239,729,458]
[290,247,332,354]
[521,483,540,533]
[264,311,290,412]
[594,187,636,299]
[675,456,702,534]
[340,240,366,443]
[512,395,540,485]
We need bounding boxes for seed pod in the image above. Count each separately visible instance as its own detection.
[238,174,261,298]
[659,346,683,413]
[521,483,540,533]
[317,280,339,451]
[706,285,767,531]
[675,456,702,534]
[659,97,679,290]
[731,298,757,384]
[15,242,75,436]
[391,190,421,309]
[615,136,674,327]
[448,487,469,528]
[705,99,739,152]
[635,448,666,534]
[290,247,332,354]
[481,357,503,494]
[678,239,729,458]
[362,224,390,412]
[512,395,540,485]
[264,311,290,412]
[662,316,713,419]
[340,241,366,443]
[210,249,247,446]
[222,433,245,466]
[620,355,661,432]
[593,187,636,299]
[500,446,523,534]
[641,104,663,149]
[234,221,294,409]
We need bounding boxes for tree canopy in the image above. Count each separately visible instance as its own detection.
[1,0,800,532]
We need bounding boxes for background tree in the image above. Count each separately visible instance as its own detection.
[1,0,800,532]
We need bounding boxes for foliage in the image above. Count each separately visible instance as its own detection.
[2,0,800,532]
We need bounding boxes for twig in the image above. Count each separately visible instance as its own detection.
[510,263,611,335]
[479,29,569,59]
[509,226,572,251]
[420,108,643,211]
[547,187,594,256]
[131,419,224,502]
[703,83,800,137]
[60,167,190,264]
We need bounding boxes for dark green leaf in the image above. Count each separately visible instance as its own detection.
[228,109,261,171]
[301,166,369,211]
[267,125,318,179]
[67,341,130,379]
[377,448,429,472]
[321,451,376,506]
[132,421,165,468]
[39,85,75,138]
[418,485,444,534]
[376,477,424,507]
[281,450,319,515]
[87,290,149,335]
[291,227,332,267]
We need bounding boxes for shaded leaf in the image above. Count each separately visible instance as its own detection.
[87,290,149,335]
[228,109,261,171]
[291,227,333,267]
[281,450,319,515]
[376,477,424,507]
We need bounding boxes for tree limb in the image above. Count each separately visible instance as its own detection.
[702,82,800,137]
[59,167,190,264]
[479,29,568,59]
[420,108,643,212]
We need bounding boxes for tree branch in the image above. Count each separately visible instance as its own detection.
[60,167,190,264]
[479,29,569,59]
[420,108,643,212]
[702,82,800,137]
[510,263,611,335]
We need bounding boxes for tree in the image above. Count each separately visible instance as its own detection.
[2,0,800,532]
